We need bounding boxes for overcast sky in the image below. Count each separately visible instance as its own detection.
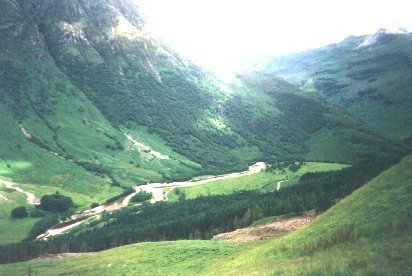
[136,0,412,75]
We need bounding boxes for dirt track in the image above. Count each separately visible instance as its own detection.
[0,178,40,205]
[36,162,266,240]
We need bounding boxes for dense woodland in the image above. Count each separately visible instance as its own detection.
[0,150,407,264]
[1,1,412,270]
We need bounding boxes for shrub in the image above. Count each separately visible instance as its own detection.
[131,191,152,203]
[24,214,60,241]
[91,203,100,208]
[11,206,28,219]
[29,209,47,218]
[38,193,74,213]
[105,187,135,204]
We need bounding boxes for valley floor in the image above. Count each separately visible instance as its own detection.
[1,155,411,275]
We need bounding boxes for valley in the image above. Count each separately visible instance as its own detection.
[1,154,410,275]
[26,161,345,241]
[0,0,411,274]
[35,162,267,240]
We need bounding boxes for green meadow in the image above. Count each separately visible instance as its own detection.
[167,162,348,201]
[2,154,409,275]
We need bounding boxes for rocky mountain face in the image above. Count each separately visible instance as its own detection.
[0,0,402,199]
[264,29,412,140]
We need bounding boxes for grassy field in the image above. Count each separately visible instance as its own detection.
[0,240,251,276]
[212,153,412,275]
[0,183,41,244]
[2,154,410,275]
[167,162,348,201]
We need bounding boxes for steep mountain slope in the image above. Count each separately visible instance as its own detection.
[0,0,397,193]
[2,154,410,275]
[265,29,412,140]
[0,0,203,194]
[231,72,402,162]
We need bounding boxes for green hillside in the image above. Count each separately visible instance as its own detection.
[0,0,399,224]
[234,72,404,162]
[265,30,412,140]
[0,1,411,273]
[1,154,410,275]
[167,162,348,201]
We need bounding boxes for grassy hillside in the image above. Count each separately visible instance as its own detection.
[0,183,41,244]
[234,72,404,162]
[167,162,348,201]
[1,0,398,189]
[265,30,412,140]
[2,154,410,275]
[214,154,412,274]
[0,0,409,264]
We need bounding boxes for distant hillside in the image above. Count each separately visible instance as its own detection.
[265,29,412,140]
[0,0,405,219]
[0,0,397,189]
[232,72,403,162]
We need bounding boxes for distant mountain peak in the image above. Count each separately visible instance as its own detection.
[357,26,409,48]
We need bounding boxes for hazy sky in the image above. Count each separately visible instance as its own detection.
[136,0,412,75]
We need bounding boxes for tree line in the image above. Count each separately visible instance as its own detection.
[0,151,408,264]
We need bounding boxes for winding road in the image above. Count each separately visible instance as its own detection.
[36,162,266,240]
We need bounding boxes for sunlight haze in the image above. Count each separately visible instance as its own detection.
[136,0,412,75]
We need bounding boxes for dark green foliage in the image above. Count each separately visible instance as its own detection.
[24,215,60,241]
[313,77,348,96]
[105,187,135,204]
[91,203,100,209]
[346,68,383,80]
[265,32,412,139]
[130,191,152,203]
[73,160,108,175]
[38,193,74,213]
[0,152,406,264]
[11,207,28,219]
[29,209,47,218]
[288,162,302,172]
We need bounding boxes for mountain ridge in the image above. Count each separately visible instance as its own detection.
[263,30,412,140]
[0,0,407,248]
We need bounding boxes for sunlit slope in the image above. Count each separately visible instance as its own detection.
[167,162,348,201]
[266,31,412,140]
[2,154,411,275]
[0,0,202,228]
[1,0,400,184]
[215,153,412,275]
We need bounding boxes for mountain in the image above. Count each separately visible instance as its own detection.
[264,29,412,140]
[0,0,397,196]
[0,1,411,272]
[0,0,406,248]
[230,72,402,162]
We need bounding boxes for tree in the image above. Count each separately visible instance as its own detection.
[11,206,28,219]
[39,193,74,213]
[131,191,152,203]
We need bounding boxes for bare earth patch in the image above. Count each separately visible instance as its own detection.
[213,215,315,242]
[32,253,87,262]
[0,193,9,202]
